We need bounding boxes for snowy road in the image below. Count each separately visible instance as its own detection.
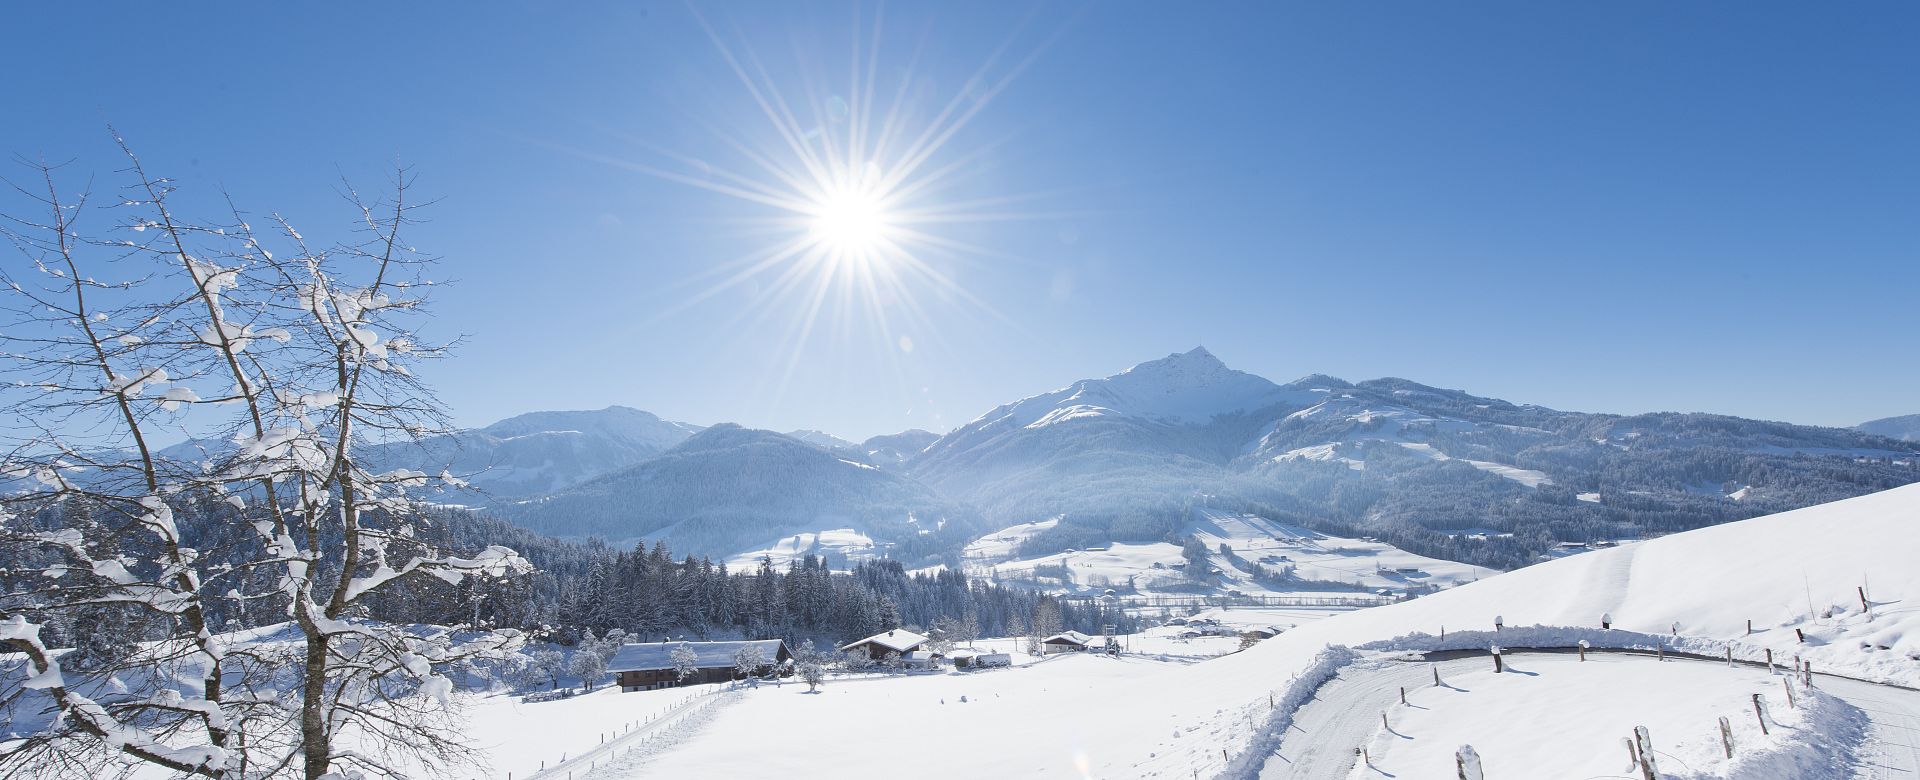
[1257,650,1920,779]
[1825,674,1920,779]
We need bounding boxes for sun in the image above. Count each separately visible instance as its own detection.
[807,183,893,258]
[577,6,1060,390]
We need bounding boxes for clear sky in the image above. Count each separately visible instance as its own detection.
[5,2,1916,440]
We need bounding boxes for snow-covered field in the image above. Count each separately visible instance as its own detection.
[724,528,878,569]
[467,682,729,780]
[44,485,1904,779]
[514,483,1920,779]
[969,510,1497,599]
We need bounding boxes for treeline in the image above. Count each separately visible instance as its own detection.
[542,541,1135,646]
[336,508,1137,646]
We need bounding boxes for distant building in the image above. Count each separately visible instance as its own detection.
[608,639,791,692]
[948,649,1012,669]
[1041,631,1094,654]
[839,629,929,661]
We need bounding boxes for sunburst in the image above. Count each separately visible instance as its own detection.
[598,7,1065,394]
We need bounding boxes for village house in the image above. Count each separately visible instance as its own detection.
[1041,631,1095,654]
[839,629,929,661]
[608,639,792,692]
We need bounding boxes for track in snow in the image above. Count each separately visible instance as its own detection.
[1257,650,1920,779]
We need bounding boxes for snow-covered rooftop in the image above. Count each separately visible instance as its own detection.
[839,629,928,653]
[1043,631,1093,646]
[607,639,788,673]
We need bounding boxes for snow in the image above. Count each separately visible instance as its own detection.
[562,484,1920,779]
[45,486,1914,780]
[726,528,877,570]
[1577,491,1601,503]
[957,347,1322,431]
[1273,443,1365,470]
[1348,655,1863,779]
[1398,442,1552,488]
[464,683,729,780]
[976,511,1495,599]
[959,516,1059,562]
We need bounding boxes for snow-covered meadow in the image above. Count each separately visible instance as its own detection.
[958,510,1497,599]
[466,483,1920,780]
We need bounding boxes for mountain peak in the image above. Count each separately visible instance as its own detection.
[1133,345,1222,369]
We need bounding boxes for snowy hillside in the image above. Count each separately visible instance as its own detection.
[857,428,940,467]
[967,510,1495,599]
[1860,413,1920,442]
[366,406,701,499]
[623,484,1920,780]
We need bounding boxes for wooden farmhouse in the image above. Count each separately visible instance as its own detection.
[608,639,791,692]
[838,629,929,661]
[1041,631,1095,654]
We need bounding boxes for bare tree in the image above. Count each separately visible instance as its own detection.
[0,138,531,779]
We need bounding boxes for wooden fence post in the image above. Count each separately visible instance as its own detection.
[1578,639,1588,661]
[1491,645,1503,673]
[1624,736,1638,770]
[1725,645,1733,667]
[1782,678,1796,709]
[1751,694,1770,735]
[1400,686,1408,705]
[1859,586,1869,614]
[1433,664,1442,687]
[1764,648,1773,674]
[1718,716,1734,758]
[1634,726,1659,780]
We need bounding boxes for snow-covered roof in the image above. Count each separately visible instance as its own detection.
[838,629,928,654]
[1043,631,1094,646]
[607,640,788,673]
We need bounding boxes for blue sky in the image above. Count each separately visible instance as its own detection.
[5,2,1916,440]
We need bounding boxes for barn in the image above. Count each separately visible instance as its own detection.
[838,629,928,661]
[1041,631,1095,654]
[608,639,792,692]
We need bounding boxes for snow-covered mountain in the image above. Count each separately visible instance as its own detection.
[368,406,702,499]
[911,347,1323,519]
[858,429,940,467]
[501,424,983,561]
[783,429,861,453]
[1860,413,1920,442]
[424,349,1914,573]
[904,348,1918,569]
